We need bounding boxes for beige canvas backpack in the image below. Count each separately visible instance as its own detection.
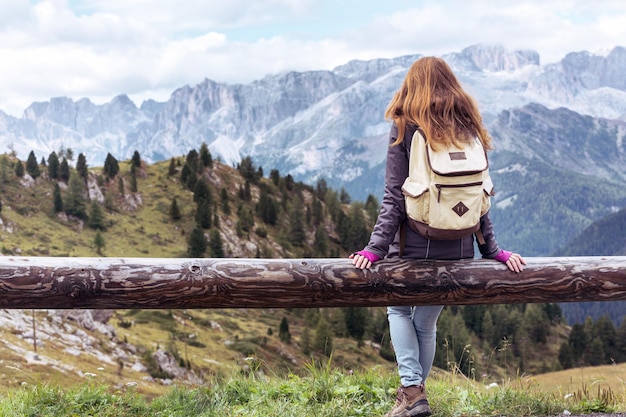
[401,128,494,242]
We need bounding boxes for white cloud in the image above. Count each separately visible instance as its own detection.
[0,0,625,117]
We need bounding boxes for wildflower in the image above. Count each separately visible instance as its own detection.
[97,367,105,371]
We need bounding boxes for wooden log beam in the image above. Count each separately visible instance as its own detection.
[0,256,625,309]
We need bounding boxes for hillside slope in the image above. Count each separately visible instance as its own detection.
[0,150,395,394]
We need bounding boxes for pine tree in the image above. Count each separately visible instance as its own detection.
[523,304,549,344]
[188,227,207,257]
[131,150,141,168]
[236,205,255,236]
[64,172,88,219]
[587,337,605,366]
[220,188,231,214]
[199,142,213,168]
[270,169,280,186]
[343,307,368,346]
[185,149,200,173]
[209,229,224,258]
[316,178,328,199]
[243,180,251,201]
[76,153,88,182]
[324,189,341,222]
[342,203,370,250]
[288,195,306,247]
[88,200,107,230]
[185,169,198,191]
[339,187,351,204]
[193,178,212,205]
[558,342,574,369]
[284,174,294,191]
[195,200,212,229]
[59,158,70,183]
[278,317,291,344]
[300,327,311,355]
[104,191,115,211]
[103,153,119,180]
[433,309,472,373]
[14,160,24,177]
[256,186,278,225]
[94,231,105,255]
[26,151,40,179]
[460,305,485,334]
[568,323,589,364]
[129,165,138,193]
[616,317,626,363]
[163,158,175,176]
[313,318,333,357]
[47,152,60,180]
[481,310,496,348]
[118,177,125,196]
[180,163,192,185]
[311,197,323,226]
[53,183,63,213]
[169,197,182,220]
[364,194,380,225]
[379,328,395,362]
[238,156,256,182]
[130,169,139,193]
[314,227,329,257]
[593,314,618,363]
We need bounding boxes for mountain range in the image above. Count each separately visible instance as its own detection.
[2,43,626,257]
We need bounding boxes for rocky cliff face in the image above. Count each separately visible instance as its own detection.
[1,43,625,202]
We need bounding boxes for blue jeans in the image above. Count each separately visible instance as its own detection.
[387,305,444,387]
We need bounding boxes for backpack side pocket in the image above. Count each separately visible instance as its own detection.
[402,178,429,224]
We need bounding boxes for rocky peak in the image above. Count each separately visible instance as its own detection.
[460,43,540,72]
[561,46,626,90]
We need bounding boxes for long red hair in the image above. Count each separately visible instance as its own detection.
[385,57,492,151]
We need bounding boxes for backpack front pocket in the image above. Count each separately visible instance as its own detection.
[430,182,483,231]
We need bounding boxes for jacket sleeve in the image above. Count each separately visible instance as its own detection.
[477,211,503,259]
[363,124,408,259]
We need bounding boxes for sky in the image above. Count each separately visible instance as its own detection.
[0,0,625,117]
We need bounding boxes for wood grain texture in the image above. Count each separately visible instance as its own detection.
[0,256,625,309]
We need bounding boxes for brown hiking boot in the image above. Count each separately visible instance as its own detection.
[384,384,431,417]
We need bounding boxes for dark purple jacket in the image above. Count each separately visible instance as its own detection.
[364,123,503,261]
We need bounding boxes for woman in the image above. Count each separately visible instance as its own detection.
[350,57,525,417]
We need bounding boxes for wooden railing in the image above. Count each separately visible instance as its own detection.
[0,256,625,309]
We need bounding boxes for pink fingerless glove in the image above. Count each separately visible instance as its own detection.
[494,249,512,263]
[354,250,381,263]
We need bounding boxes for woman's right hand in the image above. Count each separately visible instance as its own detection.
[349,250,381,269]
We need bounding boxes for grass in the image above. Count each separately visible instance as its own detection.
[0,361,625,417]
[2,155,626,415]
